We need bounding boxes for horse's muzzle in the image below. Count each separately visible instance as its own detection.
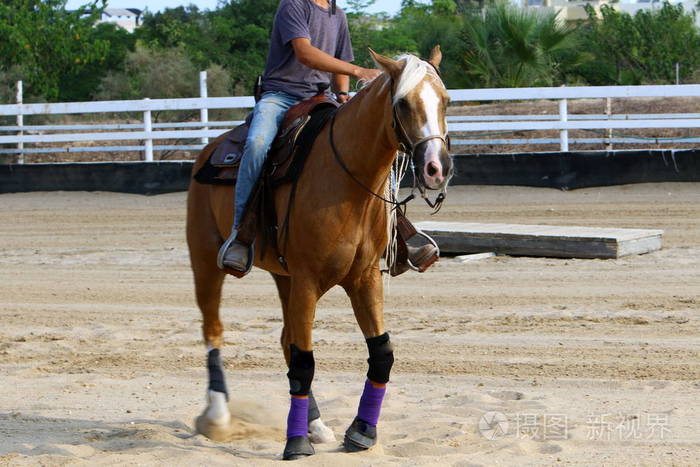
[416,141,453,191]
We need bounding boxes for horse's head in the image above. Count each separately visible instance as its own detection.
[370,47,454,193]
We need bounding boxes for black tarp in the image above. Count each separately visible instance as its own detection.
[1,149,699,194]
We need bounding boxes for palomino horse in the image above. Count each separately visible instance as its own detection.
[186,47,453,459]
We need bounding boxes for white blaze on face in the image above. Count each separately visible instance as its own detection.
[419,81,444,168]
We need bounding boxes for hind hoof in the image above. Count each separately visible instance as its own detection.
[283,436,314,460]
[343,417,377,452]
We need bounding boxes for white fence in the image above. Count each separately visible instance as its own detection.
[2,80,700,162]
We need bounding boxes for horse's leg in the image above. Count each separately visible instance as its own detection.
[193,261,231,436]
[341,265,393,452]
[271,273,335,445]
[187,188,231,438]
[278,276,321,460]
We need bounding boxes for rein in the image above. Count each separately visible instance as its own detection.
[328,112,416,208]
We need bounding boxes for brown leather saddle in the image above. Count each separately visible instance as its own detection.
[196,95,340,187]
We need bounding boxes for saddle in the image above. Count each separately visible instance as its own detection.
[195,95,340,187]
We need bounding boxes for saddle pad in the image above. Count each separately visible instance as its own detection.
[194,103,338,187]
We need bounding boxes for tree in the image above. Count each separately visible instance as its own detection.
[208,0,278,94]
[392,1,471,88]
[0,0,108,100]
[0,68,23,105]
[135,1,277,95]
[346,0,377,14]
[577,2,700,85]
[347,13,417,70]
[577,4,642,84]
[59,23,136,101]
[462,1,583,87]
[96,44,230,100]
[137,6,206,52]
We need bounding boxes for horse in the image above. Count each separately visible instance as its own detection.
[186,47,453,459]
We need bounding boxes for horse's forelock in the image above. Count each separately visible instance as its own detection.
[393,55,443,105]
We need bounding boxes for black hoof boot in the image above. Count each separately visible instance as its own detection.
[283,436,315,460]
[343,417,377,452]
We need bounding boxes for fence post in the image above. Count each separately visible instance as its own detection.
[558,94,569,152]
[143,98,153,162]
[16,80,24,164]
[605,97,612,151]
[200,71,209,145]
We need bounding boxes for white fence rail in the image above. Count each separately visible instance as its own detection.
[2,82,700,161]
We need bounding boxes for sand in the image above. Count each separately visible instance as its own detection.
[1,183,699,466]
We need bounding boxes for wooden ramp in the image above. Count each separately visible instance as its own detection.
[415,222,663,259]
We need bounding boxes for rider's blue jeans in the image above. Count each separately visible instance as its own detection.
[234,91,301,231]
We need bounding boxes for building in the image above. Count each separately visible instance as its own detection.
[97,8,142,33]
[522,0,700,27]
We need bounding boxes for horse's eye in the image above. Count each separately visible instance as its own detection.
[397,99,410,112]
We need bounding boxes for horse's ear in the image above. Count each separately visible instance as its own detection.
[428,45,442,69]
[369,48,402,80]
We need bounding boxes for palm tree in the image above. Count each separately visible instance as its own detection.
[462,1,584,88]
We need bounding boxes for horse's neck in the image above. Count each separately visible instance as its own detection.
[330,76,397,193]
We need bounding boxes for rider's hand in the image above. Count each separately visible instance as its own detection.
[354,67,382,84]
[336,93,350,104]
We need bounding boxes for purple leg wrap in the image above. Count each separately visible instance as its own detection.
[357,380,386,426]
[286,396,309,439]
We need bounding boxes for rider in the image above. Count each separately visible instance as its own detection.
[218,0,439,274]
[218,0,381,271]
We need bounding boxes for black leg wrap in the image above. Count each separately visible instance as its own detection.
[366,332,394,384]
[287,344,315,396]
[307,390,321,422]
[207,348,228,400]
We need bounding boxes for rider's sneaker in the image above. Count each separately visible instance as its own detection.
[217,236,249,271]
[408,243,438,266]
[389,242,439,276]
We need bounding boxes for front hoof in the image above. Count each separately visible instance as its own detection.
[283,436,315,460]
[343,417,377,452]
[195,390,232,441]
[308,418,336,444]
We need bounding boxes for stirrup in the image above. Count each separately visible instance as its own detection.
[406,229,440,273]
[217,232,255,278]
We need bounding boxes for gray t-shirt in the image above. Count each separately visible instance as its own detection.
[262,0,354,99]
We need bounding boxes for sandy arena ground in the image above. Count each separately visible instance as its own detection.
[1,183,699,466]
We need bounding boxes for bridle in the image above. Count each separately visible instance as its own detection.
[391,94,450,213]
[329,62,450,214]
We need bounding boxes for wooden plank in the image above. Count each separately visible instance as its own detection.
[454,252,496,263]
[417,222,663,259]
